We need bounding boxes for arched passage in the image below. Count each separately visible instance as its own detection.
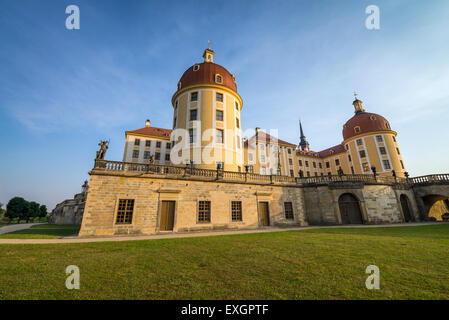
[423,195,449,221]
[400,194,414,222]
[338,193,363,224]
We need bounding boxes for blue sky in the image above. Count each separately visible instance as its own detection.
[1,0,449,210]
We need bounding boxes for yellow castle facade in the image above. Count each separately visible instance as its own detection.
[124,47,406,179]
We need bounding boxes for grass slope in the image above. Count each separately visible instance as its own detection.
[0,224,80,239]
[0,224,448,299]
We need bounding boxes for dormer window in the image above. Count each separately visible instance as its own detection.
[354,126,361,133]
[370,115,376,120]
[385,122,390,129]
[193,64,200,71]
[177,81,182,90]
[215,74,223,84]
[232,74,236,82]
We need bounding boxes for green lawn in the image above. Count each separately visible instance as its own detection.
[0,224,448,299]
[0,224,80,239]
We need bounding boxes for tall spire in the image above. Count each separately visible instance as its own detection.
[298,118,310,151]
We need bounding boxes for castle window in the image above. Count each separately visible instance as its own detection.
[298,160,302,166]
[198,201,211,223]
[236,118,240,128]
[383,159,391,170]
[305,161,309,167]
[348,155,352,162]
[359,150,366,158]
[145,140,151,147]
[235,101,239,110]
[191,92,198,101]
[231,201,242,221]
[155,152,160,160]
[400,160,405,169]
[326,162,330,168]
[132,150,139,158]
[370,115,376,120]
[115,199,134,224]
[216,129,224,144]
[165,154,170,161]
[288,149,291,154]
[289,169,294,177]
[247,165,254,173]
[362,162,370,172]
[216,92,224,102]
[178,82,182,90]
[306,171,310,177]
[345,144,349,150]
[289,159,293,165]
[134,139,140,146]
[313,162,316,168]
[396,148,400,155]
[144,151,150,159]
[354,126,361,133]
[356,139,363,146]
[175,100,178,109]
[386,122,390,129]
[166,142,171,149]
[190,109,197,121]
[215,74,223,83]
[156,141,161,148]
[319,162,322,169]
[351,166,355,174]
[335,159,340,166]
[193,64,200,71]
[376,135,383,142]
[393,136,396,142]
[260,155,266,163]
[216,110,223,121]
[173,117,177,128]
[189,129,194,143]
[379,147,387,155]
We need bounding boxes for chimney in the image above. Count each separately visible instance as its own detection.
[145,119,151,127]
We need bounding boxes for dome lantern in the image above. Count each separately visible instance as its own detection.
[203,41,214,63]
[352,92,365,113]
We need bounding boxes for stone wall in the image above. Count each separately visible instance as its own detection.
[362,185,402,223]
[79,174,307,236]
[50,192,86,225]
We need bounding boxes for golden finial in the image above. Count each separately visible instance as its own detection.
[354,91,358,99]
[207,40,211,49]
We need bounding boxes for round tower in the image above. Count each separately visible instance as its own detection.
[342,97,406,177]
[171,47,244,171]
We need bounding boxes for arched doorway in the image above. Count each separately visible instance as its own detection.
[338,193,363,224]
[400,194,414,222]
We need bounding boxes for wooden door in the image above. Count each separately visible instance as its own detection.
[259,202,270,226]
[160,201,175,231]
[338,194,363,224]
[400,195,413,222]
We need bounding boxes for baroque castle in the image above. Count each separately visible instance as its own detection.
[77,47,449,237]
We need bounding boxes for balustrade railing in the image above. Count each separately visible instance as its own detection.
[93,159,447,187]
[409,174,449,185]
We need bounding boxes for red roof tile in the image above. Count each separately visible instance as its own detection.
[126,126,172,138]
[317,144,346,158]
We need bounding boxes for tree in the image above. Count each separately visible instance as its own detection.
[6,197,28,222]
[29,202,40,222]
[39,205,47,218]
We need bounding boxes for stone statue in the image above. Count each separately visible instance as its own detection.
[82,180,89,193]
[96,140,109,160]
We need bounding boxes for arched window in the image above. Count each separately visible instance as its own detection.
[193,64,200,71]
[215,74,223,84]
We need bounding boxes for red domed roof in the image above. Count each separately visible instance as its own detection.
[342,112,392,140]
[178,62,237,92]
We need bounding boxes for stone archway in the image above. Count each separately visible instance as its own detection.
[338,193,363,224]
[400,194,414,222]
[423,195,449,221]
